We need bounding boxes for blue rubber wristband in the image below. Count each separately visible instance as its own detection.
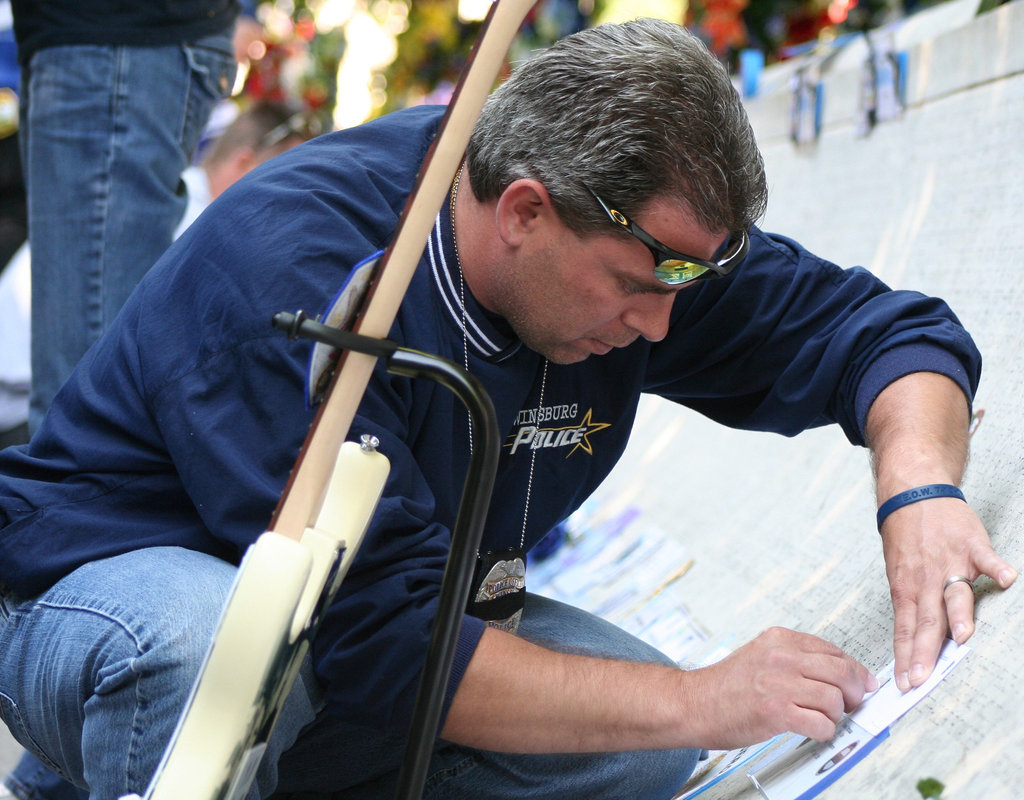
[876,483,965,532]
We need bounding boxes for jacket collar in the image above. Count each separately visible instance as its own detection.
[427,190,521,362]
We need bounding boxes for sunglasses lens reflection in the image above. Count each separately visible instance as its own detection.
[653,261,710,284]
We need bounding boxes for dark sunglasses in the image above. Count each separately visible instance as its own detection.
[586,186,749,285]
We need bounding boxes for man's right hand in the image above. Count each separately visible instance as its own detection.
[685,627,877,749]
[442,624,875,754]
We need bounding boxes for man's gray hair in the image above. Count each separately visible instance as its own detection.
[466,18,767,236]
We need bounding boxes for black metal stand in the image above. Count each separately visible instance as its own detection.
[272,312,501,800]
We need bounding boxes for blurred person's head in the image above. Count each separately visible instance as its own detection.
[202,101,317,197]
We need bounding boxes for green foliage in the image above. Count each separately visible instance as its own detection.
[917,777,945,798]
[377,0,481,116]
[376,0,593,116]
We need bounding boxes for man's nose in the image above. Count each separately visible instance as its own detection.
[621,294,674,342]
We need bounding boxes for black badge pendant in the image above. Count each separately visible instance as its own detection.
[467,547,526,633]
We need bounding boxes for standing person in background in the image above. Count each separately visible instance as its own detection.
[0,98,312,455]
[0,0,23,281]
[0,0,26,450]
[10,0,240,434]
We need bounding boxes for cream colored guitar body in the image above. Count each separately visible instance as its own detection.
[125,439,389,800]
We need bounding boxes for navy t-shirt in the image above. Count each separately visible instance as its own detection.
[11,0,239,64]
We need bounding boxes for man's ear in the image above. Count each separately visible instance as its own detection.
[494,179,555,246]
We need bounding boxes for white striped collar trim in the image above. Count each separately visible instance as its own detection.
[428,206,518,360]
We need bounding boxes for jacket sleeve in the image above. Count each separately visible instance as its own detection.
[645,227,981,446]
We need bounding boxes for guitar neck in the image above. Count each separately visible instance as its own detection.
[270,0,537,542]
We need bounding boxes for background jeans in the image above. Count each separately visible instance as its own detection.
[20,35,236,433]
[1,551,698,800]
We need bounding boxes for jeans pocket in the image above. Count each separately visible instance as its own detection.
[421,749,485,799]
[178,36,237,156]
[0,692,66,777]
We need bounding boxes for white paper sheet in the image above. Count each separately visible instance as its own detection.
[746,639,969,800]
[850,638,970,736]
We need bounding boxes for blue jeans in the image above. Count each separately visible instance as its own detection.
[20,36,236,433]
[0,548,320,800]
[272,593,701,800]
[1,548,699,800]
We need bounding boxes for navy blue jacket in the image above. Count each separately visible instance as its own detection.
[0,105,980,735]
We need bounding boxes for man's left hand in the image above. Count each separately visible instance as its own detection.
[879,493,1016,692]
[866,371,1018,693]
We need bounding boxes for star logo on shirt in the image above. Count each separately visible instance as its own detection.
[506,407,611,457]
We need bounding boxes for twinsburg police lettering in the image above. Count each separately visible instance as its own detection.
[506,407,611,457]
[514,403,579,426]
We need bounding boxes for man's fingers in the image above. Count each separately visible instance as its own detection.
[789,654,877,742]
[945,544,1017,643]
[770,664,865,743]
[942,576,976,644]
[891,580,948,692]
[799,651,876,711]
[909,600,948,690]
[890,585,922,692]
[706,629,878,748]
[971,545,1018,590]
[789,705,843,743]
[789,642,877,742]
[903,568,986,689]
[996,563,1019,588]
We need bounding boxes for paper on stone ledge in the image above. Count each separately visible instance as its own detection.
[674,639,969,799]
[745,639,970,800]
[850,638,970,736]
[673,738,780,800]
